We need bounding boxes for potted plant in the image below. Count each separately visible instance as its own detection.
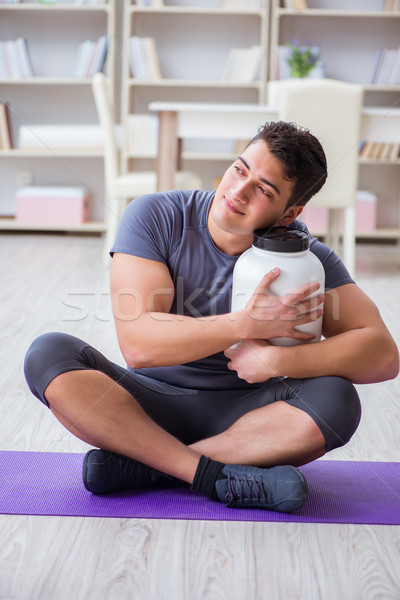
[286,40,322,78]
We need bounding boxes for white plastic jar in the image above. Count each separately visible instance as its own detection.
[231,227,325,346]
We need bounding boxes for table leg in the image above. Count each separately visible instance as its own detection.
[156,110,178,192]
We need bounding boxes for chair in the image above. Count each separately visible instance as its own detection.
[268,78,364,276]
[92,73,202,260]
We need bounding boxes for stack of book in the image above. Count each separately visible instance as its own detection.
[370,47,400,85]
[0,38,33,79]
[72,35,108,78]
[0,102,12,150]
[129,36,162,80]
[359,140,400,161]
[223,46,262,83]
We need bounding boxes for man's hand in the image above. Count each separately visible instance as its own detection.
[225,339,282,383]
[240,268,324,342]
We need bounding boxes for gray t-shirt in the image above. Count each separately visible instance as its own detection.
[111,190,353,390]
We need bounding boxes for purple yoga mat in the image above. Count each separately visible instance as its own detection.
[0,451,399,524]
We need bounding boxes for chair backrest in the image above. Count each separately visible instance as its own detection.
[268,78,363,209]
[92,72,119,191]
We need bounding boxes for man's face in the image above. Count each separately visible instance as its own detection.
[208,140,301,254]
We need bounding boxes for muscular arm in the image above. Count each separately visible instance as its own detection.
[111,253,241,368]
[225,283,399,385]
[110,253,322,369]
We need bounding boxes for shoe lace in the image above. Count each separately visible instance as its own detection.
[224,470,267,504]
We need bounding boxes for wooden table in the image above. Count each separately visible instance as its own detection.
[149,101,279,191]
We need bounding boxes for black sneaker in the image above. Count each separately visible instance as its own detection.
[82,449,170,494]
[215,464,308,513]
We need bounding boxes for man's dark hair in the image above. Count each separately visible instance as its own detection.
[248,120,328,208]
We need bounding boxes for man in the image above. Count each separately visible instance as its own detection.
[24,121,399,513]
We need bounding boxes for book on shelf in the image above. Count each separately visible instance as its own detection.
[0,38,33,79]
[15,38,34,78]
[381,142,395,161]
[0,102,12,150]
[276,45,324,80]
[370,47,400,85]
[87,35,108,76]
[72,35,108,78]
[223,45,262,83]
[359,140,400,161]
[372,141,385,160]
[129,36,162,80]
[0,43,7,79]
[390,143,400,160]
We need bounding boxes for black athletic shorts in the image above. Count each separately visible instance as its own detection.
[24,332,362,452]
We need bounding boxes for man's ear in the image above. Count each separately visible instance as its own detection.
[277,205,303,226]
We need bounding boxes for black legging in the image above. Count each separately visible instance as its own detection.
[24,332,362,451]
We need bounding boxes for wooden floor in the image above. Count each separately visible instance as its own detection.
[1,233,399,600]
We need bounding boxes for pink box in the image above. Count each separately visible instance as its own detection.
[300,205,328,232]
[354,191,377,232]
[16,186,90,225]
[300,191,377,234]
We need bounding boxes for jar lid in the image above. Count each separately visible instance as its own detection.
[253,227,310,252]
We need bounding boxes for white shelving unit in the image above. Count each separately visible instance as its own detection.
[120,0,270,188]
[0,0,116,232]
[1,0,399,240]
[269,0,400,240]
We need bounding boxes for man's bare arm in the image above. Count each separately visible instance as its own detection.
[225,283,399,385]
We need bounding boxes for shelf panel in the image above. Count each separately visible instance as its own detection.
[307,228,400,240]
[276,8,400,18]
[363,84,400,92]
[359,158,400,166]
[126,80,400,93]
[0,3,110,12]
[362,106,400,117]
[126,151,237,161]
[0,77,97,85]
[0,219,106,233]
[127,153,400,165]
[129,78,263,89]
[357,229,400,239]
[130,6,264,16]
[0,148,104,158]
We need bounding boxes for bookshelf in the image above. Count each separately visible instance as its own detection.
[269,0,400,240]
[0,0,116,232]
[1,0,399,240]
[120,0,270,187]
[270,1,400,97]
